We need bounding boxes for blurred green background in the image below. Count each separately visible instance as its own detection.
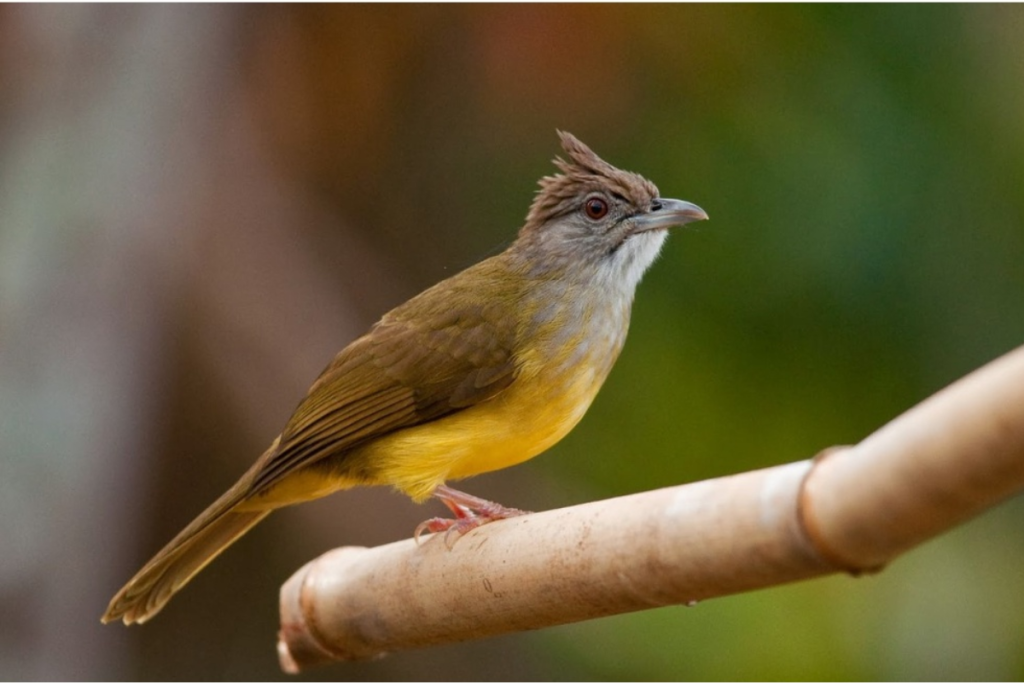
[2,4,1023,680]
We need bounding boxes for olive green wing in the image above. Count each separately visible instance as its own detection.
[248,298,518,495]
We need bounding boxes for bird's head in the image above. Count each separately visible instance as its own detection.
[515,131,707,289]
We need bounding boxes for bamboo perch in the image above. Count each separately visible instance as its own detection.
[277,344,1024,672]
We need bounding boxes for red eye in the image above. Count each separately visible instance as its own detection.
[584,197,609,220]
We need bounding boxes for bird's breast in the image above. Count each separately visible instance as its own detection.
[442,292,632,481]
[358,290,633,502]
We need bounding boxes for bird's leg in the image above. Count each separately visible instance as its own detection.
[414,485,529,548]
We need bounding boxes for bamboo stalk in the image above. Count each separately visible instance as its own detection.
[277,344,1024,672]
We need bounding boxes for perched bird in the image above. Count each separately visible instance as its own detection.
[103,131,707,625]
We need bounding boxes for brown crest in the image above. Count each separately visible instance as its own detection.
[523,131,660,232]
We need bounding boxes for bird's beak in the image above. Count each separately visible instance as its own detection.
[633,198,708,233]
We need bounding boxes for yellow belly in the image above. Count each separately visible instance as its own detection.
[358,359,605,502]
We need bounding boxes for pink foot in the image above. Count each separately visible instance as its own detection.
[414,485,529,548]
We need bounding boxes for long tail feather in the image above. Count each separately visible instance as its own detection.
[102,487,269,625]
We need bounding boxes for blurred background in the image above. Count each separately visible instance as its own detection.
[2,4,1023,680]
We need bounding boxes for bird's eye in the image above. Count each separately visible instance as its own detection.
[584,197,609,220]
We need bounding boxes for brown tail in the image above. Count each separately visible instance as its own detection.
[102,484,270,625]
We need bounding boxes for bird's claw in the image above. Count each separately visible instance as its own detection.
[414,485,528,548]
[414,517,456,545]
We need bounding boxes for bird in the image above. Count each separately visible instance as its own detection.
[102,131,707,625]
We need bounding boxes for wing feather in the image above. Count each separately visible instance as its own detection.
[248,280,519,495]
